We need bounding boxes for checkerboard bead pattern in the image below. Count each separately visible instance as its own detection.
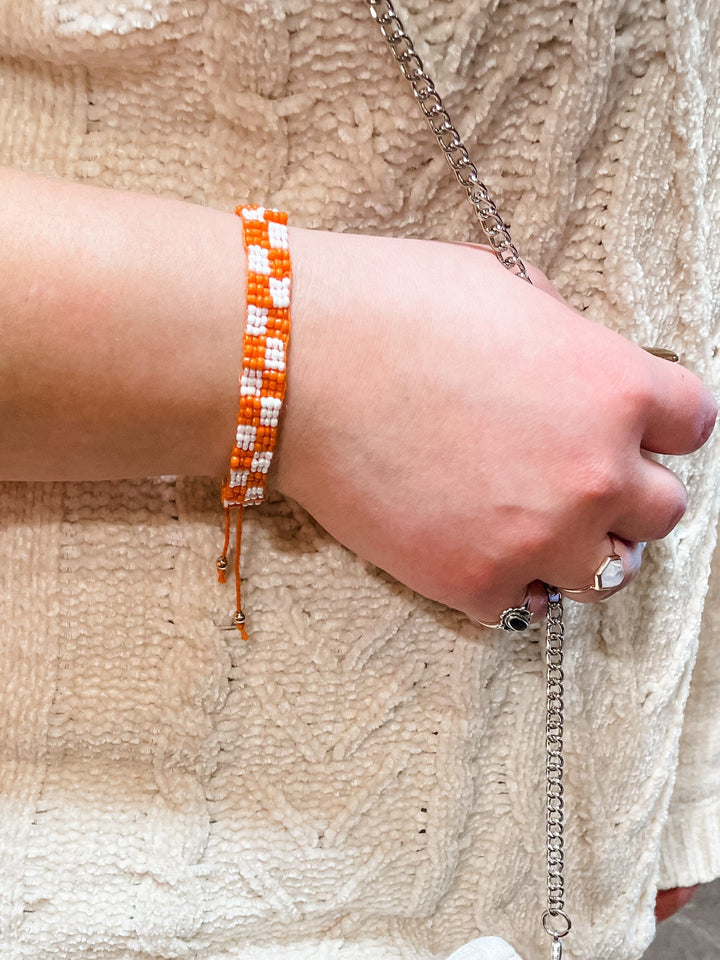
[217,205,291,638]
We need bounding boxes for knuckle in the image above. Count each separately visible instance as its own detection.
[656,484,688,539]
[574,458,623,509]
[505,521,555,571]
[619,363,655,415]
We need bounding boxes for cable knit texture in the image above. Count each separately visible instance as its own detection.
[0,1,719,959]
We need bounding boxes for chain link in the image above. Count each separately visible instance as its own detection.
[365,0,531,282]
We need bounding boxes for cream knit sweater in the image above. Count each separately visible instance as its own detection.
[0,1,719,959]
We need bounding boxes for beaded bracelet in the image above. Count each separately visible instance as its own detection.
[217,204,291,638]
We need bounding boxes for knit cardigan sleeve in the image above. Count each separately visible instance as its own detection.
[656,1,720,887]
[658,515,720,889]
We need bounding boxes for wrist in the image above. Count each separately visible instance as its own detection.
[272,226,389,503]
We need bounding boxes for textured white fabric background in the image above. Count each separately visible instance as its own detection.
[0,1,718,958]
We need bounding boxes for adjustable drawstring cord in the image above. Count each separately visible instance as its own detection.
[217,505,247,639]
[217,204,291,638]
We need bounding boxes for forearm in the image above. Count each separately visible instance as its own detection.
[0,165,248,480]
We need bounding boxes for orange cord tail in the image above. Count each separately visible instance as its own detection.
[216,506,249,639]
[233,509,249,640]
[216,506,231,584]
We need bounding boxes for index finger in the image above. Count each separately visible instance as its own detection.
[641,354,716,455]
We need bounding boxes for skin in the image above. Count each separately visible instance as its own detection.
[0,166,714,919]
[0,165,715,618]
[655,886,698,922]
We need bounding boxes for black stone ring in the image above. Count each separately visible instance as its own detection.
[476,599,533,632]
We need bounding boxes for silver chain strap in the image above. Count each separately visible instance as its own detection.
[365,2,572,956]
[543,590,573,958]
[365,0,531,282]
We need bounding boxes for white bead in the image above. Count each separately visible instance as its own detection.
[241,206,266,221]
[268,220,288,250]
[235,424,257,450]
[247,244,271,275]
[269,275,290,308]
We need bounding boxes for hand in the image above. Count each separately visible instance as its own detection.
[274,229,716,624]
[655,885,698,922]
